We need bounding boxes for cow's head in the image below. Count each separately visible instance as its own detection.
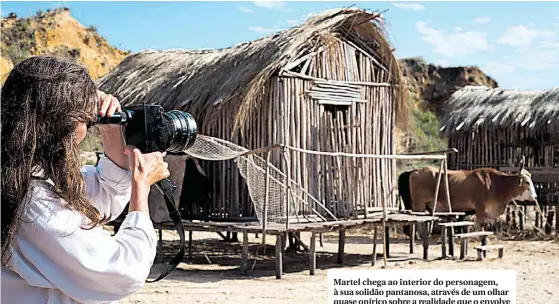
[511,156,537,202]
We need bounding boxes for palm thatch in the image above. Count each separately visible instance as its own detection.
[440,85,559,135]
[96,7,407,136]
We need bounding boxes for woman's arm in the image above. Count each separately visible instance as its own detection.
[17,193,156,303]
[96,91,129,171]
[81,90,131,221]
[81,154,132,222]
[16,149,169,303]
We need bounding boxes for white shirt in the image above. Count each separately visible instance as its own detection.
[1,154,157,304]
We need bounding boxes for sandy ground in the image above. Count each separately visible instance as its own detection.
[119,227,559,304]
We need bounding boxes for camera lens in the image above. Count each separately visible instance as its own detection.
[162,110,198,153]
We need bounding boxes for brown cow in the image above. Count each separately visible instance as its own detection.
[400,159,537,225]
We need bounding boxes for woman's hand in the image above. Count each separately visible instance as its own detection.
[96,90,129,170]
[97,91,122,124]
[124,145,170,216]
[125,146,170,188]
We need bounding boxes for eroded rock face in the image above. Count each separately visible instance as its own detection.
[399,57,498,116]
[1,8,129,83]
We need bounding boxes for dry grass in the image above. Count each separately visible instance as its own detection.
[440,85,559,134]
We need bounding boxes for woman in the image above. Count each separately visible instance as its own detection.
[1,55,170,303]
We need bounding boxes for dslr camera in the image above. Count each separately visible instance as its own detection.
[96,104,198,154]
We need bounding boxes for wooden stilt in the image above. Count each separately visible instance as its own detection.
[409,224,415,254]
[422,222,429,260]
[372,225,378,266]
[337,228,346,264]
[546,209,554,235]
[188,231,193,260]
[310,232,316,275]
[276,235,283,279]
[441,226,447,259]
[240,231,249,275]
[384,226,390,258]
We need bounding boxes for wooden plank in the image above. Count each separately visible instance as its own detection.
[438,221,475,227]
[455,231,494,238]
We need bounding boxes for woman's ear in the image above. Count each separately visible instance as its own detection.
[74,122,88,144]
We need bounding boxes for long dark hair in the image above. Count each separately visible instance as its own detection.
[1,55,100,265]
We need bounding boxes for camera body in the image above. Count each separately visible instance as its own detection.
[96,104,197,154]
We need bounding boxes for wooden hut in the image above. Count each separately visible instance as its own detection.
[97,8,407,223]
[439,85,559,208]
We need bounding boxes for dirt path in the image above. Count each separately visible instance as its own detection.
[120,229,559,304]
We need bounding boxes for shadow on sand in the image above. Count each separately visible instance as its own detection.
[147,235,408,283]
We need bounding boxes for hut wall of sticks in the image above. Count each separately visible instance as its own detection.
[97,8,407,223]
[439,85,559,230]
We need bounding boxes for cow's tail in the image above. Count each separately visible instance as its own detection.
[398,170,414,211]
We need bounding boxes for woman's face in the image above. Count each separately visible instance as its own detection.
[74,122,88,144]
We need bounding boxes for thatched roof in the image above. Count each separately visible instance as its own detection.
[96,7,406,136]
[439,85,559,135]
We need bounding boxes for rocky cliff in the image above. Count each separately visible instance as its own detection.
[1,8,128,83]
[399,57,498,116]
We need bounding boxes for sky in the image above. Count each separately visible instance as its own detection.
[2,0,558,90]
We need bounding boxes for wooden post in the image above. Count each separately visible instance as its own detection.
[241,231,249,275]
[448,226,455,257]
[262,151,271,250]
[275,235,283,279]
[188,231,193,260]
[422,222,429,260]
[385,225,390,258]
[481,235,488,258]
[460,238,467,260]
[519,208,525,231]
[372,224,378,266]
[443,157,452,213]
[337,228,346,264]
[555,206,559,234]
[430,161,445,216]
[283,148,292,232]
[409,224,415,254]
[441,226,447,259]
[310,232,316,275]
[546,209,554,235]
[320,233,324,247]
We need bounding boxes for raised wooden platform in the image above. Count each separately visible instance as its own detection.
[148,212,440,279]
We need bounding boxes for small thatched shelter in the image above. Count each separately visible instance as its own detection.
[440,85,559,205]
[97,8,407,222]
